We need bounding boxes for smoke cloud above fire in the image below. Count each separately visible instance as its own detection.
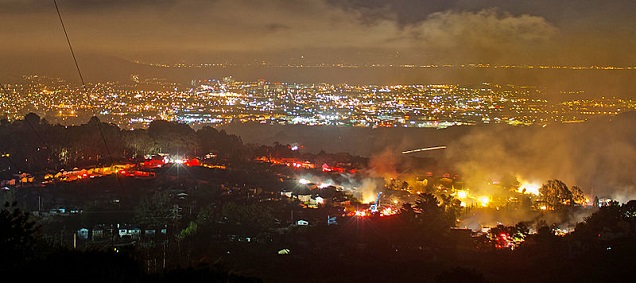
[443,114,636,202]
[232,112,636,204]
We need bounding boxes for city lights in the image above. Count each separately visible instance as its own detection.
[1,76,632,129]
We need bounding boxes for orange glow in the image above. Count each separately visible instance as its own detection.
[517,179,541,195]
[380,207,397,216]
[456,190,468,199]
[355,210,367,217]
[479,196,490,207]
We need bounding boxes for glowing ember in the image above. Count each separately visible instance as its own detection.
[355,210,367,217]
[380,207,397,216]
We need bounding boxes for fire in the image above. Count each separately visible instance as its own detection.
[355,210,367,217]
[380,207,397,216]
[518,180,541,196]
[362,193,378,204]
[456,190,468,199]
[479,196,490,207]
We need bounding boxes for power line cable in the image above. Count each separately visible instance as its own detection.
[53,0,114,167]
[53,0,85,88]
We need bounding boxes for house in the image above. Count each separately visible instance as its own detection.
[0,179,16,187]
[92,224,115,240]
[327,216,337,225]
[48,206,80,216]
[184,158,201,167]
[77,228,89,240]
[144,225,168,238]
[333,197,351,206]
[142,156,165,168]
[144,228,156,237]
[43,173,55,181]
[117,224,141,239]
[281,190,292,198]
[297,194,311,203]
[15,172,34,185]
[314,196,324,204]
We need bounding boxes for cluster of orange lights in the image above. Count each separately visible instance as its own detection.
[353,207,398,218]
[380,207,397,216]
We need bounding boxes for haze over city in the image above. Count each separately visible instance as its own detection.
[2,0,636,101]
[1,1,636,282]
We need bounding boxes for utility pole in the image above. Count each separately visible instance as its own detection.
[163,240,166,270]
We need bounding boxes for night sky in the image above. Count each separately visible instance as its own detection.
[2,0,636,65]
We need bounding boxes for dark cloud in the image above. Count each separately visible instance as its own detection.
[0,0,635,66]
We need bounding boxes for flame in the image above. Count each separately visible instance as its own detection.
[362,192,379,204]
[355,210,367,217]
[517,180,541,195]
[479,196,490,207]
[380,207,397,216]
[456,190,468,199]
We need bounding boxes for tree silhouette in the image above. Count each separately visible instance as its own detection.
[148,120,198,155]
[0,202,40,270]
[570,186,587,206]
[134,191,174,226]
[411,193,456,245]
[123,129,155,158]
[539,179,573,210]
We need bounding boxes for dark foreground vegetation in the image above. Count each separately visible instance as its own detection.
[2,196,636,282]
[1,115,636,282]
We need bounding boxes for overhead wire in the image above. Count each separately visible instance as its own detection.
[53,0,114,167]
[53,0,85,87]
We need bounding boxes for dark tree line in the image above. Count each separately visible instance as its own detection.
[0,114,247,173]
[1,113,372,177]
[394,192,463,248]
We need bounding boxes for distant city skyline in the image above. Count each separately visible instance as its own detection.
[2,75,633,129]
